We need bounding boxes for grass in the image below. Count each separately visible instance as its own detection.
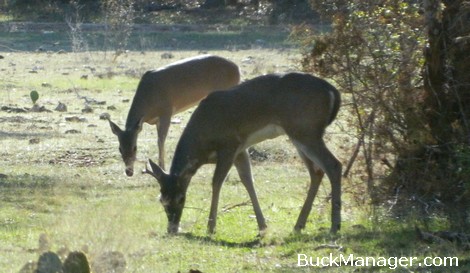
[1,35,469,272]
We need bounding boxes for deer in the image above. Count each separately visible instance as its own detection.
[108,55,240,176]
[143,72,342,235]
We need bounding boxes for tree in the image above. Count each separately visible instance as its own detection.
[414,0,470,229]
[298,0,470,229]
[201,0,238,8]
[269,0,316,23]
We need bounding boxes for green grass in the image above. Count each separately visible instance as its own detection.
[1,47,469,273]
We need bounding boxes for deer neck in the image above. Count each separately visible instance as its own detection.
[169,136,204,189]
[125,86,151,131]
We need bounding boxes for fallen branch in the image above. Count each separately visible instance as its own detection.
[314,244,344,251]
[222,200,251,212]
[416,226,470,249]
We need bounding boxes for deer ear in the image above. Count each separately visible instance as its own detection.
[109,119,123,136]
[133,117,144,133]
[144,158,167,186]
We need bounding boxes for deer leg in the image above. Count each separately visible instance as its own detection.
[156,113,171,170]
[291,137,342,234]
[208,148,236,234]
[234,150,267,233]
[293,150,324,232]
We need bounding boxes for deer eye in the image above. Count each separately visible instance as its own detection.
[159,195,169,206]
[176,194,185,205]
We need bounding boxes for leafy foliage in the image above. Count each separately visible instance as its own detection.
[296,0,425,195]
[30,90,39,104]
[101,0,136,57]
[297,0,470,229]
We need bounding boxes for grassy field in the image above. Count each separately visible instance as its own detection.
[1,30,469,272]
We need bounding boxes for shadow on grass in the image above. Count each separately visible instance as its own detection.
[0,173,60,205]
[0,173,58,189]
[280,227,470,272]
[0,130,57,140]
[179,232,262,248]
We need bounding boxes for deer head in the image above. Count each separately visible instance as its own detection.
[109,118,143,177]
[144,159,186,234]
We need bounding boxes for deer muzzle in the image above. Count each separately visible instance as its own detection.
[125,167,134,177]
[167,222,179,234]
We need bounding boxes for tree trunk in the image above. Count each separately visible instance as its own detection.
[201,0,226,8]
[420,0,470,229]
[201,0,238,8]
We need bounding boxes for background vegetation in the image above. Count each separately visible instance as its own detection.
[1,0,469,272]
[294,0,470,231]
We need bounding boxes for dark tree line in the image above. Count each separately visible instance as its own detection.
[2,0,315,24]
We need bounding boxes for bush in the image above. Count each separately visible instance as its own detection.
[296,0,470,230]
[295,0,425,197]
[8,0,101,21]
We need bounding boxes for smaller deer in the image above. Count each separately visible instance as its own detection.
[109,55,240,176]
[144,72,342,235]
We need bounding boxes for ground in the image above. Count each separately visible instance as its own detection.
[0,23,468,273]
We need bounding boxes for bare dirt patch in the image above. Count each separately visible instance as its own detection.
[48,149,108,167]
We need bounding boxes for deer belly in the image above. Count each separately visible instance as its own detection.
[242,124,285,150]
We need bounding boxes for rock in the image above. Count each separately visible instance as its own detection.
[55,102,68,112]
[1,105,27,113]
[99,113,110,120]
[65,129,81,134]
[36,252,62,273]
[161,52,174,59]
[30,105,52,113]
[65,116,87,123]
[242,56,255,64]
[62,251,91,273]
[29,138,40,144]
[81,105,93,113]
[171,117,181,124]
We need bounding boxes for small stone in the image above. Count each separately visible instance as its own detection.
[65,116,87,122]
[29,138,40,144]
[99,113,111,120]
[81,105,93,113]
[161,52,174,59]
[55,102,68,112]
[65,129,81,134]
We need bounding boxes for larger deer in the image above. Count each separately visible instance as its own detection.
[144,72,342,235]
[108,55,240,176]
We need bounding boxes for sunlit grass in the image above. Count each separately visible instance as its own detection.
[1,50,469,273]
